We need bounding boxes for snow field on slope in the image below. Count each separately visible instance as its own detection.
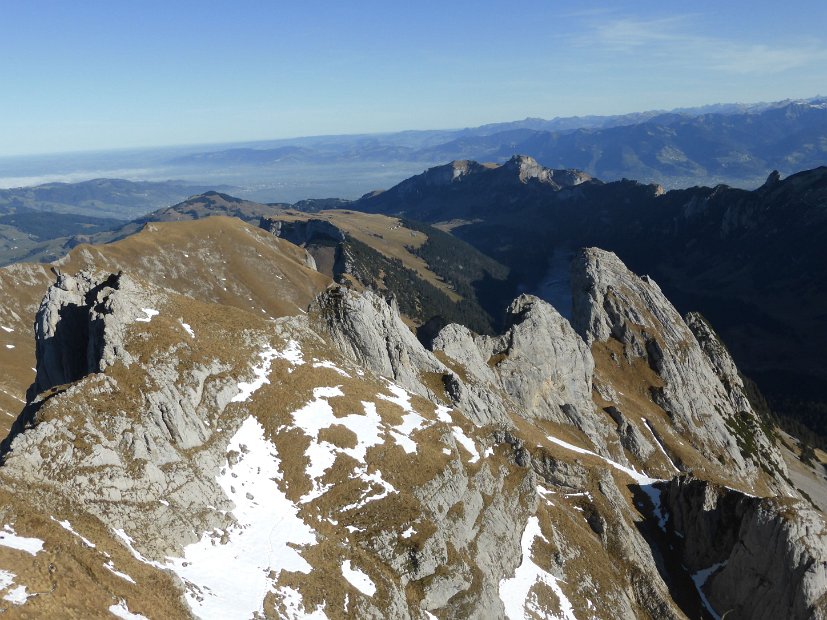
[0,569,33,606]
[231,340,305,403]
[499,516,576,620]
[109,600,149,620]
[341,560,376,597]
[0,524,44,556]
[292,381,484,510]
[166,415,320,619]
[117,343,488,618]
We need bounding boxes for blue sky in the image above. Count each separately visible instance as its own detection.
[1,1,825,156]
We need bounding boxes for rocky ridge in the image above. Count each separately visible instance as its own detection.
[0,221,822,618]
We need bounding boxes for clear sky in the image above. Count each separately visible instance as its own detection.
[1,1,825,156]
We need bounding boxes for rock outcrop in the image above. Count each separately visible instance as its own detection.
[32,270,154,396]
[662,475,827,619]
[308,286,449,399]
[260,217,346,246]
[571,247,792,493]
[433,294,616,450]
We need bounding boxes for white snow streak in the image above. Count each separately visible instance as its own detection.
[311,360,351,377]
[52,517,96,548]
[499,516,576,620]
[113,530,164,569]
[0,326,13,332]
[0,524,44,556]
[451,426,480,463]
[642,418,679,473]
[692,562,726,620]
[104,561,136,584]
[341,560,376,597]
[546,435,659,485]
[545,434,669,531]
[380,383,430,454]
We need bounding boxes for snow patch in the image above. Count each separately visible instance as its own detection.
[340,470,397,511]
[108,600,149,619]
[4,344,14,349]
[401,527,416,538]
[451,426,480,463]
[179,320,195,338]
[377,383,415,413]
[0,570,13,590]
[232,341,306,402]
[3,585,32,605]
[435,405,453,424]
[0,326,13,333]
[135,308,159,323]
[342,560,376,597]
[274,585,328,619]
[0,524,44,556]
[499,516,576,620]
[291,388,397,508]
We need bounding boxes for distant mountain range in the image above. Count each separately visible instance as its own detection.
[168,97,827,189]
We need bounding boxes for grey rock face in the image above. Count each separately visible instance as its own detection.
[260,217,346,246]
[499,154,592,188]
[308,286,448,400]
[484,295,610,446]
[662,476,827,620]
[32,270,155,397]
[434,294,617,455]
[571,247,791,491]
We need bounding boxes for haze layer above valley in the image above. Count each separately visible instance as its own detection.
[2,97,825,206]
